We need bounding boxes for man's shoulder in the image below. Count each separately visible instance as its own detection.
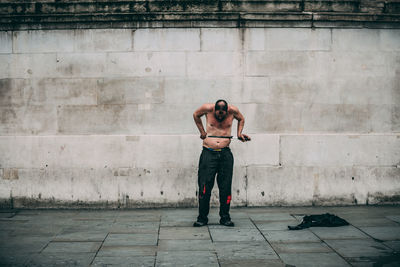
[228,104,239,113]
[202,103,214,111]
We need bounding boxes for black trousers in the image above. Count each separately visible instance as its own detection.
[197,147,234,223]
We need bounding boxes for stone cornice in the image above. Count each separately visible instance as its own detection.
[1,0,399,30]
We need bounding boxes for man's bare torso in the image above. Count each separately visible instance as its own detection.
[203,105,234,149]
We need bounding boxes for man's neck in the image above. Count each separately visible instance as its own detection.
[214,115,225,122]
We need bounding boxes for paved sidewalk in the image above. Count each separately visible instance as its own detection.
[0,206,400,266]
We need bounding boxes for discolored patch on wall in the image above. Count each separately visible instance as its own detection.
[312,196,354,206]
[2,168,19,180]
[118,167,131,176]
[368,192,400,204]
[0,79,12,104]
[392,106,400,132]
[0,107,17,124]
[126,136,140,142]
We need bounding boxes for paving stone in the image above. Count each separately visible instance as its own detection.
[19,210,79,216]
[384,240,400,251]
[271,242,332,253]
[359,226,400,241]
[386,215,400,224]
[116,214,160,222]
[0,236,51,252]
[28,220,71,228]
[0,244,45,254]
[97,246,157,257]
[161,213,199,221]
[158,239,214,251]
[110,221,160,233]
[161,208,197,218]
[309,225,369,240]
[159,227,210,240]
[0,251,35,266]
[42,241,102,253]
[279,252,351,267]
[72,218,115,223]
[103,233,158,246]
[12,226,62,237]
[161,218,195,227]
[339,213,386,222]
[262,230,321,243]
[0,209,16,213]
[207,219,256,229]
[214,241,278,260]
[0,231,13,239]
[0,220,28,229]
[0,213,15,218]
[202,215,221,224]
[161,216,200,225]
[155,251,219,267]
[115,216,160,223]
[109,228,158,234]
[227,211,251,219]
[248,213,295,221]
[11,214,56,221]
[348,217,399,227]
[345,253,400,267]
[53,231,107,242]
[92,256,155,267]
[1,207,400,267]
[345,259,375,267]
[254,220,299,230]
[209,228,265,242]
[219,259,285,267]
[76,211,119,219]
[27,252,96,266]
[324,239,393,258]
[0,236,52,247]
[63,221,114,231]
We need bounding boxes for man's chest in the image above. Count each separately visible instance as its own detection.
[206,114,233,129]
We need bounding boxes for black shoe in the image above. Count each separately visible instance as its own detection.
[193,221,207,227]
[220,219,234,227]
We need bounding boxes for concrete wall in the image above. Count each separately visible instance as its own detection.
[0,28,399,208]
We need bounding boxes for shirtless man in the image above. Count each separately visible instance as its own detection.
[192,99,250,227]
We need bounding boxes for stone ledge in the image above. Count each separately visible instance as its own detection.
[0,1,399,29]
[1,12,400,30]
[1,1,396,14]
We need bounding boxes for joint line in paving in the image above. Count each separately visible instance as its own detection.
[349,222,396,252]
[248,216,284,263]
[156,215,161,246]
[153,251,157,267]
[206,225,221,267]
[38,241,51,254]
[215,251,222,267]
[207,225,214,243]
[9,209,19,218]
[89,232,109,266]
[154,215,162,267]
[38,220,63,255]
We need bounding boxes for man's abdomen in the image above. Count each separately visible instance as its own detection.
[203,137,231,149]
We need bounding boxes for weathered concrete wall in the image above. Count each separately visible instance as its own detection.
[0,27,399,208]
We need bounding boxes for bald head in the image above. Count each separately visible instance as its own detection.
[214,99,228,121]
[215,99,228,112]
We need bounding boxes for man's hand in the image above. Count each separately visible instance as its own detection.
[200,132,207,140]
[238,134,251,142]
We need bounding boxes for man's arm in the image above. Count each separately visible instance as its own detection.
[231,106,251,142]
[193,104,211,140]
